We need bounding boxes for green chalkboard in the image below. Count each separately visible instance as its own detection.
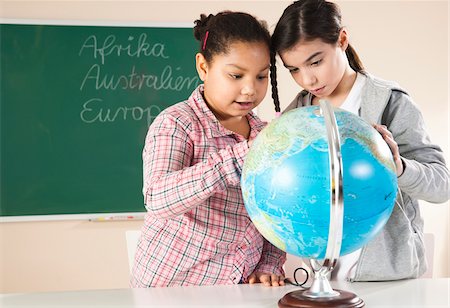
[0,22,200,217]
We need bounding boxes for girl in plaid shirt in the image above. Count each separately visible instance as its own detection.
[131,11,287,288]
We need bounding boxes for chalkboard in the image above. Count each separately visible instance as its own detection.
[0,22,201,218]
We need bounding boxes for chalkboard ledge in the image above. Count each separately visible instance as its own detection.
[0,212,145,223]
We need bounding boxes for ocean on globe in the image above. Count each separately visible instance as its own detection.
[241,106,398,259]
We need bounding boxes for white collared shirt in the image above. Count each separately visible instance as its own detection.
[340,72,366,115]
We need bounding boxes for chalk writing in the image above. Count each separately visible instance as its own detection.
[78,31,198,125]
[79,33,169,65]
[80,64,199,92]
[80,98,161,126]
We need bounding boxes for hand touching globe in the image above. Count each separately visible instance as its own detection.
[241,104,397,260]
[242,103,398,306]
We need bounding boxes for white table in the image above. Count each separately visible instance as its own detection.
[1,278,449,307]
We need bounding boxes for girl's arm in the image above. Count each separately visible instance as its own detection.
[252,239,286,277]
[383,91,450,203]
[142,112,249,219]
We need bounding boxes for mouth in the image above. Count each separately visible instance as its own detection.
[234,101,254,110]
[310,86,325,95]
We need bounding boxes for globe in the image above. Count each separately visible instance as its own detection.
[241,105,398,260]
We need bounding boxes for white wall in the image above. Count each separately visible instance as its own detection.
[1,0,448,293]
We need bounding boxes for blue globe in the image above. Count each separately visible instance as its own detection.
[241,106,398,259]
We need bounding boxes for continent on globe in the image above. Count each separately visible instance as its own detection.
[241,106,398,259]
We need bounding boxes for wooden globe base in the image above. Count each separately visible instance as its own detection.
[278,289,365,308]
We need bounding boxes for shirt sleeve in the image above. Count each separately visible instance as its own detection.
[142,112,250,219]
[384,91,450,203]
[253,239,286,276]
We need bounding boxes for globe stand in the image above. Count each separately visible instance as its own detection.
[278,101,365,308]
[278,266,364,308]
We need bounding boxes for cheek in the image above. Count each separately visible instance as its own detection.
[257,78,269,91]
[331,52,347,75]
[291,73,304,86]
[314,64,335,84]
[207,75,228,92]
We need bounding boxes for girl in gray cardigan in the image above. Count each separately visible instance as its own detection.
[270,0,449,281]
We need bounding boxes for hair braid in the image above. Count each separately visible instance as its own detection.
[270,51,281,113]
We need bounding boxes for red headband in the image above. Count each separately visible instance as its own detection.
[202,31,209,51]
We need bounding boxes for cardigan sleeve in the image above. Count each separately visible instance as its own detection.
[382,90,450,203]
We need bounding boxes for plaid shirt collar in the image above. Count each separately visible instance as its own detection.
[189,85,266,139]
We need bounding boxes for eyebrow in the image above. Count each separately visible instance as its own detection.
[283,51,323,68]
[304,51,323,64]
[226,64,270,72]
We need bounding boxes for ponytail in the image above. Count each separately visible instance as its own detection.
[346,44,365,73]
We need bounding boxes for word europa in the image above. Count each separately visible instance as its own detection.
[80,64,199,92]
[80,98,161,126]
[79,33,169,65]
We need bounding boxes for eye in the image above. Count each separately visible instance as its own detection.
[229,74,242,80]
[288,67,299,73]
[311,59,322,67]
[257,75,268,80]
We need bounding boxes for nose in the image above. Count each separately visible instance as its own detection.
[241,81,256,97]
[301,69,317,87]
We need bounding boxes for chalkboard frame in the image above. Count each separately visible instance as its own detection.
[0,19,199,222]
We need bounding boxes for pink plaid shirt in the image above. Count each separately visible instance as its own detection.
[131,85,286,287]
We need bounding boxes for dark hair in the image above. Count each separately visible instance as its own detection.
[270,0,365,112]
[194,11,271,63]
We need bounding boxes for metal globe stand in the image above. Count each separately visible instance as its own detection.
[278,101,365,308]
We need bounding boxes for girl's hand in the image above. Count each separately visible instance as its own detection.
[373,124,404,177]
[247,271,285,287]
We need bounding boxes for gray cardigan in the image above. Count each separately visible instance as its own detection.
[284,74,450,281]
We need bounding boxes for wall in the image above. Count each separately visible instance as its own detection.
[1,0,448,293]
